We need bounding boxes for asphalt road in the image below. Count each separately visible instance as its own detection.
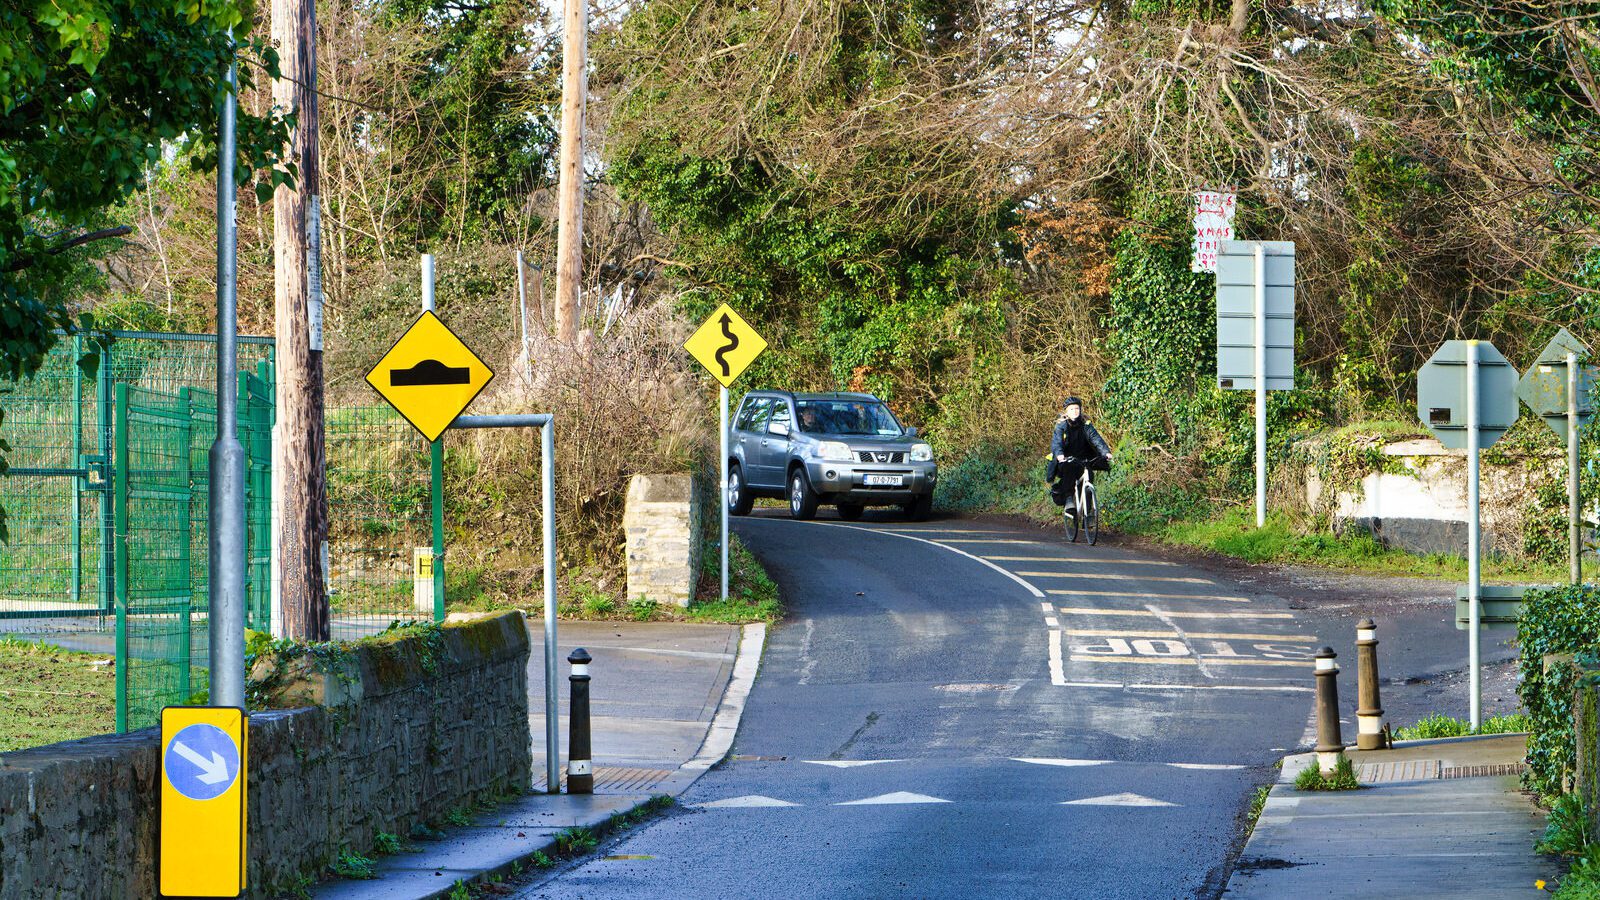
[513,509,1515,899]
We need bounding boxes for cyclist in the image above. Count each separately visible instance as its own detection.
[1050,396,1112,515]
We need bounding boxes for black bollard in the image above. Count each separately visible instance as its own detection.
[1355,619,1386,751]
[567,648,594,794]
[1314,646,1345,776]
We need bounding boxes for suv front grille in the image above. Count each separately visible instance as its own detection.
[856,450,905,464]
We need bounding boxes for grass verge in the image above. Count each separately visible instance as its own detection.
[0,637,115,751]
[1394,712,1532,741]
[1150,508,1574,583]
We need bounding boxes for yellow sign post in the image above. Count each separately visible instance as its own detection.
[160,706,247,898]
[365,310,495,441]
[685,304,768,388]
[684,304,768,604]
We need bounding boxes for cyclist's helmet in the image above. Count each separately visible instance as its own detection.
[1061,396,1084,410]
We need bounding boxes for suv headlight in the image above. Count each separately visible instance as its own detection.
[816,441,854,462]
[910,443,934,462]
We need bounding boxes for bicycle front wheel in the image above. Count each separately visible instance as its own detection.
[1084,485,1099,546]
[1064,503,1079,542]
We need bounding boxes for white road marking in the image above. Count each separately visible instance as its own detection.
[1040,602,1054,612]
[1045,617,1060,628]
[695,795,799,808]
[1063,629,1316,642]
[1146,604,1214,679]
[1020,572,1215,584]
[1049,628,1066,684]
[1167,763,1247,770]
[1058,607,1293,619]
[804,522,1047,600]
[1062,793,1178,808]
[1058,680,1312,693]
[1047,590,1250,603]
[802,760,902,768]
[932,538,1053,545]
[836,792,951,806]
[1011,758,1110,767]
[984,556,1179,567]
[1068,654,1310,667]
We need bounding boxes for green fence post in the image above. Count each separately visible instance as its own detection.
[431,439,445,623]
[71,334,83,607]
[99,338,116,620]
[177,388,194,703]
[114,383,129,733]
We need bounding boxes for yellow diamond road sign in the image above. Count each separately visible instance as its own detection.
[686,304,767,388]
[366,311,495,442]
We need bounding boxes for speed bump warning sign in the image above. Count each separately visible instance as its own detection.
[365,311,495,441]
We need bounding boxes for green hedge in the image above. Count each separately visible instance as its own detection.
[1518,585,1600,797]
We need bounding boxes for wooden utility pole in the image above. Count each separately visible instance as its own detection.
[553,0,586,344]
[271,0,330,641]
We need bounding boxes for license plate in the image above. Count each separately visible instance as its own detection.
[864,474,903,486]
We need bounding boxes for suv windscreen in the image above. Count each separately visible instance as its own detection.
[795,400,904,436]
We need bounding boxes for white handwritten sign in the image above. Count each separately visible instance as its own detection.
[1191,190,1237,274]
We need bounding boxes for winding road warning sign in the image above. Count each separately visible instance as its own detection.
[685,304,767,387]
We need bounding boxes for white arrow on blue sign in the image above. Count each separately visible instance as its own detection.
[164,723,240,801]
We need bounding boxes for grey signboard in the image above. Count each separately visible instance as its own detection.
[1516,328,1595,441]
[1416,340,1520,449]
[1215,240,1294,390]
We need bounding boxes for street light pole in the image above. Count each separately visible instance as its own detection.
[209,46,247,709]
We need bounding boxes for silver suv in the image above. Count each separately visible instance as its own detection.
[726,391,937,520]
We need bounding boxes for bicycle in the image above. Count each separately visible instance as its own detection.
[1059,456,1101,545]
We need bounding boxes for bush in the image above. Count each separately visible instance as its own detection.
[1518,585,1600,796]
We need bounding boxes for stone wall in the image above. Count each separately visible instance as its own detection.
[624,474,704,607]
[0,611,530,899]
[1297,437,1566,557]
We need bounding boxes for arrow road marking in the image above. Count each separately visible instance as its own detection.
[1062,793,1178,807]
[695,795,798,808]
[172,741,231,785]
[802,760,902,768]
[836,792,950,806]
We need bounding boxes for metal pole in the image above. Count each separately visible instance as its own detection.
[1570,350,1581,586]
[542,420,560,792]
[1254,242,1267,528]
[422,255,445,622]
[516,250,528,347]
[720,386,729,602]
[209,49,247,710]
[70,333,82,608]
[1313,647,1344,775]
[1466,340,1481,730]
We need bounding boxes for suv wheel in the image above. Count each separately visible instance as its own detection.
[727,463,754,516]
[788,468,819,520]
[837,503,864,521]
[902,494,932,522]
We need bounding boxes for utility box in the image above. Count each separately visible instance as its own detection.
[1454,585,1548,629]
[624,474,703,608]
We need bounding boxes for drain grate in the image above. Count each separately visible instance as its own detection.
[533,766,674,793]
[1439,763,1526,779]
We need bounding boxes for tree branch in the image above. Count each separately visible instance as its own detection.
[3,226,134,273]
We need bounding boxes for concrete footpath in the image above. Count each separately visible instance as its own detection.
[1225,734,1552,898]
[316,619,765,900]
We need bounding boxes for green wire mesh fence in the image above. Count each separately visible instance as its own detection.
[325,406,434,641]
[1,332,442,734]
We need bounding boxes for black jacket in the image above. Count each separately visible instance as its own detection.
[1048,416,1111,480]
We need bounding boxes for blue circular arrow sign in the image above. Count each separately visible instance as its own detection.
[164,723,240,801]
